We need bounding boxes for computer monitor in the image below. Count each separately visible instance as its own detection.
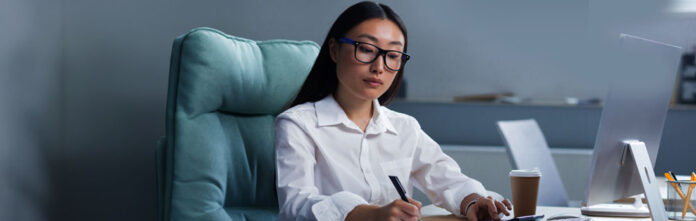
[582,34,682,219]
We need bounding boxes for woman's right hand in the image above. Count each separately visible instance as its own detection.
[346,198,422,221]
[377,198,422,221]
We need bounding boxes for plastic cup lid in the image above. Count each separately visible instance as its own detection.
[509,168,542,177]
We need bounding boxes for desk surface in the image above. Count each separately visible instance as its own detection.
[421,205,651,221]
[421,175,686,220]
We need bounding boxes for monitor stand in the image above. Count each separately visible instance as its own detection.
[581,140,667,221]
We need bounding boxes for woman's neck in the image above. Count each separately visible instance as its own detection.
[333,92,373,132]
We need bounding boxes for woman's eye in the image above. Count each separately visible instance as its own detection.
[358,46,374,53]
[388,54,400,59]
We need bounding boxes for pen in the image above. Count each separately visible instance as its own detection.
[671,171,679,181]
[666,172,686,197]
[389,176,423,221]
[388,175,410,203]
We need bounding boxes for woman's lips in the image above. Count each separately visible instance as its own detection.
[364,78,383,87]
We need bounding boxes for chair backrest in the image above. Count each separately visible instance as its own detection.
[158,27,319,220]
[496,119,569,207]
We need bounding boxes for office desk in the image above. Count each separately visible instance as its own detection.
[421,204,651,221]
[420,175,685,220]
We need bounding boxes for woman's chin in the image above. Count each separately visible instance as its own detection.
[358,91,384,101]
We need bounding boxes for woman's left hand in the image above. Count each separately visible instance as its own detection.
[463,195,512,221]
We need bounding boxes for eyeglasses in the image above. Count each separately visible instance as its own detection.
[338,37,410,71]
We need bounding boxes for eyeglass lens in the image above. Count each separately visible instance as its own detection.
[355,43,404,71]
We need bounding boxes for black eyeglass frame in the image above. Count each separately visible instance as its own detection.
[338,37,410,71]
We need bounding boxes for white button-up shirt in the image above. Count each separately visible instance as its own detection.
[275,95,487,221]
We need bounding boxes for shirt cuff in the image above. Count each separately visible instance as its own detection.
[311,191,368,221]
[451,182,488,217]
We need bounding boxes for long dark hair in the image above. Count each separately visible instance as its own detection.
[290,1,408,107]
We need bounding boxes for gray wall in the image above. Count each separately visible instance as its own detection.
[402,0,696,101]
[3,0,696,220]
[401,0,593,100]
[1,0,62,220]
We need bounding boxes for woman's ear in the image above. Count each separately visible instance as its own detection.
[328,38,338,63]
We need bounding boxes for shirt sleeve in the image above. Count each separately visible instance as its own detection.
[275,115,368,221]
[409,120,488,217]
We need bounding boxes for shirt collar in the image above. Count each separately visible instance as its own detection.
[315,95,350,127]
[371,99,399,135]
[314,95,398,135]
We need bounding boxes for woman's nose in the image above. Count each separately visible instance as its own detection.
[370,55,385,74]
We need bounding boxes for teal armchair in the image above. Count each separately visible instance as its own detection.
[157,27,319,221]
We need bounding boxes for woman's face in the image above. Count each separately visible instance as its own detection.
[330,18,405,103]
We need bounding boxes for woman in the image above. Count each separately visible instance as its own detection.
[275,2,511,221]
